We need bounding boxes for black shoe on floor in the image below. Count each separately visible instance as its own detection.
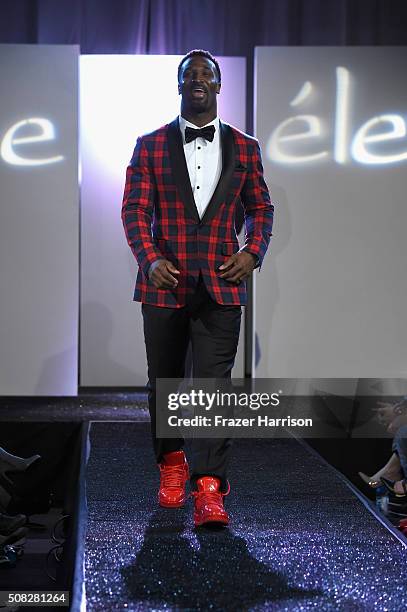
[0,527,27,547]
[0,513,26,536]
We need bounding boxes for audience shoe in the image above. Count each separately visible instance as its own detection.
[0,513,26,535]
[358,472,383,489]
[385,496,407,520]
[0,485,11,514]
[192,476,230,527]
[158,450,189,508]
[0,447,41,485]
[380,477,407,497]
[0,527,27,547]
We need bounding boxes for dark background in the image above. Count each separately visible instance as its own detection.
[2,0,407,131]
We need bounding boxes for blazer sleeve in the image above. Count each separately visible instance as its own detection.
[240,139,274,270]
[121,136,163,277]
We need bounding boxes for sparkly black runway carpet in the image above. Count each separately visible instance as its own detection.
[84,422,407,611]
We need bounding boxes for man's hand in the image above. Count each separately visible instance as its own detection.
[149,259,180,289]
[375,401,397,425]
[218,251,257,284]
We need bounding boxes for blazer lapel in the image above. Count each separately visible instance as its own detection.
[166,117,236,226]
[200,120,235,226]
[167,117,201,224]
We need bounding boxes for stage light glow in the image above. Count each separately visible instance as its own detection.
[79,56,181,181]
[79,55,246,183]
[351,114,407,165]
[0,117,64,166]
[267,115,329,164]
[266,65,406,167]
[334,67,351,164]
[290,81,313,107]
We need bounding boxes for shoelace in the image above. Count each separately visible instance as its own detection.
[160,463,186,489]
[191,491,224,510]
[190,480,231,503]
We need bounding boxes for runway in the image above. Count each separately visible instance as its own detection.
[84,418,407,610]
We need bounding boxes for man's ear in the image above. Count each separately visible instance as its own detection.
[178,82,181,94]
[216,83,221,94]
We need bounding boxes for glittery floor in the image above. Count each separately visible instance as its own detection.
[0,392,149,421]
[84,422,407,611]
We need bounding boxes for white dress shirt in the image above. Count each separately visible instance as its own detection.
[179,115,222,219]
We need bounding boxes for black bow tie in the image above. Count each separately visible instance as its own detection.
[185,125,215,143]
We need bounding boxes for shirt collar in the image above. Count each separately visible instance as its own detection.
[179,115,219,144]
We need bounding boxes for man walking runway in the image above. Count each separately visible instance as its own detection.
[122,49,273,527]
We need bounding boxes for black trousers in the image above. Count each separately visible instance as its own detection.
[141,274,242,491]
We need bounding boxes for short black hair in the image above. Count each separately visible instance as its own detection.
[177,49,221,84]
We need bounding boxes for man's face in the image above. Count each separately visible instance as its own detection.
[178,56,221,114]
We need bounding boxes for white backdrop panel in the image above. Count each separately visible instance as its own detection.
[255,47,407,379]
[80,55,246,386]
[0,45,79,396]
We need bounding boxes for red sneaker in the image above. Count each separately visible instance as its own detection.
[192,476,230,527]
[158,450,189,508]
[399,518,407,534]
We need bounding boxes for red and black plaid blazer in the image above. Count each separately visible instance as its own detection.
[122,117,273,307]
